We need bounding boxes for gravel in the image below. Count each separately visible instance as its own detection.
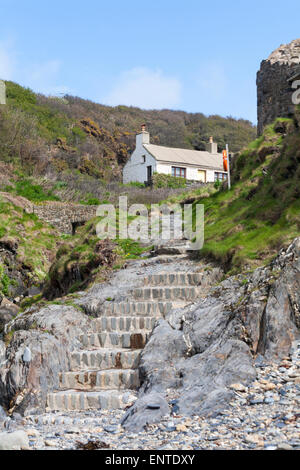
[5,350,299,450]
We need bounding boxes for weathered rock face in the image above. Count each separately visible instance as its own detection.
[121,392,170,432]
[0,298,19,334]
[134,238,300,424]
[1,237,300,426]
[257,38,300,135]
[0,238,30,301]
[0,304,92,415]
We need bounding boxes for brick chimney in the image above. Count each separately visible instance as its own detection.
[206,136,218,153]
[136,123,150,147]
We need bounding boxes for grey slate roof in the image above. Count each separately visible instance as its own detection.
[143,144,224,170]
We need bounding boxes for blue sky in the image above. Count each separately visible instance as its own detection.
[0,0,300,124]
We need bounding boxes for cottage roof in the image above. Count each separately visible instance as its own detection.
[143,144,224,170]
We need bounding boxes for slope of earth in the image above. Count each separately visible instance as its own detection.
[0,81,256,194]
[166,115,300,273]
[0,193,61,303]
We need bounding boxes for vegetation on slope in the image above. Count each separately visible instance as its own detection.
[168,116,300,273]
[0,195,62,299]
[42,218,149,300]
[0,81,256,190]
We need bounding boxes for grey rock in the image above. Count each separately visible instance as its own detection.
[0,304,91,413]
[121,393,170,432]
[147,404,161,410]
[0,430,29,450]
[103,425,119,434]
[0,405,7,427]
[0,299,19,333]
[277,443,293,451]
[22,347,32,363]
[136,237,300,421]
[264,397,274,404]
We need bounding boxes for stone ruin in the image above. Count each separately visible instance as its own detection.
[0,80,6,105]
[257,38,300,135]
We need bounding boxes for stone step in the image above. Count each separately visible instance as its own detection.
[70,348,141,371]
[47,389,136,411]
[59,369,140,391]
[144,272,203,286]
[92,316,157,332]
[152,244,191,256]
[100,301,173,316]
[132,286,201,301]
[79,331,150,349]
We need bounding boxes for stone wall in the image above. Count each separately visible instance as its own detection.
[33,202,98,234]
[257,39,300,135]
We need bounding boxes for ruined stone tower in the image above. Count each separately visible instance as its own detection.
[0,80,6,105]
[257,39,300,135]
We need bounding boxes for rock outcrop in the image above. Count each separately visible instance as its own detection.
[0,237,299,429]
[257,38,300,135]
[126,238,300,428]
[0,304,92,415]
[0,298,19,334]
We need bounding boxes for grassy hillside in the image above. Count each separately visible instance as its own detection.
[0,81,256,189]
[0,195,62,299]
[169,116,300,273]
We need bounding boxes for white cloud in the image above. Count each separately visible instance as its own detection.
[104,67,182,109]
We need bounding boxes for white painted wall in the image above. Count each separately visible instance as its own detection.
[156,163,225,183]
[123,131,227,183]
[123,132,157,184]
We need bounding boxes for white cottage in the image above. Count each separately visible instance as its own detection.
[123,125,227,185]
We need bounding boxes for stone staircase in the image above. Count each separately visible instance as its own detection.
[46,253,203,412]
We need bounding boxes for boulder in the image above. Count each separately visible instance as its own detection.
[0,298,19,333]
[121,392,170,432]
[0,304,92,414]
[0,405,7,423]
[0,430,29,450]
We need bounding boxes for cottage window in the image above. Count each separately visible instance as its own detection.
[171,167,186,178]
[141,155,146,163]
[214,172,227,182]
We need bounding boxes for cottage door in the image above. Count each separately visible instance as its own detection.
[197,170,206,182]
[147,165,152,184]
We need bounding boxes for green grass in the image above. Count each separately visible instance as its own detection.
[0,196,62,285]
[115,238,150,259]
[43,215,149,298]
[6,81,75,143]
[0,264,12,296]
[166,118,300,273]
[5,178,60,202]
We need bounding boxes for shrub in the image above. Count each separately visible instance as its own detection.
[122,182,145,188]
[214,179,222,189]
[153,173,186,189]
[80,197,101,205]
